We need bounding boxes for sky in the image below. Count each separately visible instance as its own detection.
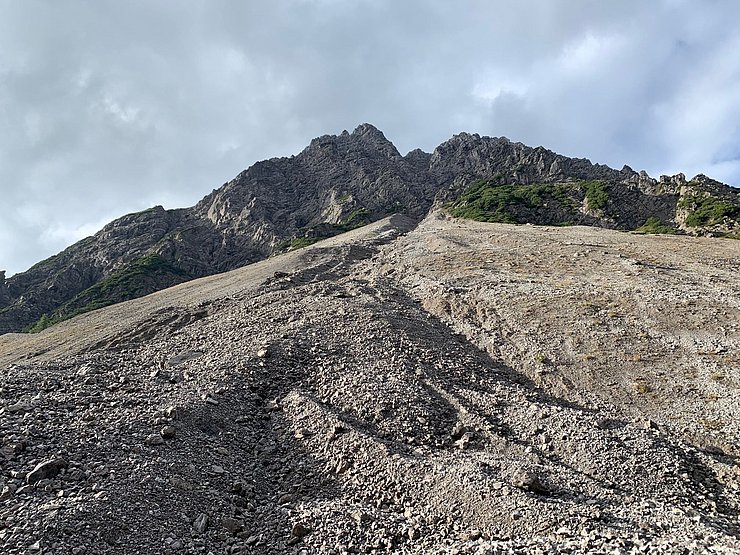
[1,0,740,276]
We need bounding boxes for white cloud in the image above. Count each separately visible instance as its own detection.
[39,218,113,250]
[0,0,739,276]
[558,32,627,75]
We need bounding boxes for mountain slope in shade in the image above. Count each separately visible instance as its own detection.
[1,124,739,334]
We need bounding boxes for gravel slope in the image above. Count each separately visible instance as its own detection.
[1,214,738,554]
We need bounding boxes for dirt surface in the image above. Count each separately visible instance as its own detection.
[1,213,738,554]
[380,212,740,453]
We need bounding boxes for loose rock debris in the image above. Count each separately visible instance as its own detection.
[1,215,738,554]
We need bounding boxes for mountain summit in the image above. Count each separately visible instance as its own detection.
[1,125,739,333]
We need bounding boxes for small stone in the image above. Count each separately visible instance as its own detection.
[27,458,67,484]
[160,425,177,439]
[0,485,15,500]
[701,444,726,456]
[16,484,33,495]
[350,510,371,524]
[451,422,466,440]
[144,434,165,446]
[223,517,244,535]
[291,523,311,539]
[170,476,194,491]
[211,465,225,474]
[328,424,348,441]
[7,402,30,414]
[7,440,27,455]
[642,419,659,430]
[511,468,548,494]
[454,432,474,450]
[257,347,269,359]
[193,513,209,533]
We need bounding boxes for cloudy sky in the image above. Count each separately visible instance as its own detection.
[1,0,739,275]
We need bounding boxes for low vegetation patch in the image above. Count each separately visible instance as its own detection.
[340,207,371,230]
[274,207,373,255]
[635,217,677,235]
[680,194,740,227]
[448,180,553,223]
[448,179,606,224]
[24,253,190,333]
[275,237,320,252]
[583,180,609,211]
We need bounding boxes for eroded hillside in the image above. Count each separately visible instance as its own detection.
[1,214,738,554]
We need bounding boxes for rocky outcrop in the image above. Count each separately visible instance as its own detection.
[430,133,622,185]
[0,271,8,306]
[1,124,738,334]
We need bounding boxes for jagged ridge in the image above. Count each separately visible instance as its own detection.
[1,124,738,334]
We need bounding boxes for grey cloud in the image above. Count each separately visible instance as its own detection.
[1,0,739,275]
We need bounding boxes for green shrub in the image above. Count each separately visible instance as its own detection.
[24,253,190,333]
[447,179,592,224]
[24,313,54,333]
[340,208,371,230]
[635,217,676,235]
[681,195,740,227]
[448,180,552,223]
[583,180,609,211]
[275,236,321,253]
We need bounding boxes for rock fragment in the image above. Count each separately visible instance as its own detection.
[193,513,209,534]
[26,458,67,484]
[511,468,549,494]
[144,434,165,446]
[290,523,311,540]
[223,517,244,535]
[7,401,30,414]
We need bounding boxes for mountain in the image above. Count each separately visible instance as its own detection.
[1,124,739,334]
[0,215,738,553]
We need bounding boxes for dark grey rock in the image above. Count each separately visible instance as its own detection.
[26,458,67,484]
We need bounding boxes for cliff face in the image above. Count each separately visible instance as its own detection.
[1,124,739,334]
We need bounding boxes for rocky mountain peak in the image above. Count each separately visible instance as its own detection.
[1,124,738,336]
[349,123,400,158]
[351,122,384,138]
[303,123,400,160]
